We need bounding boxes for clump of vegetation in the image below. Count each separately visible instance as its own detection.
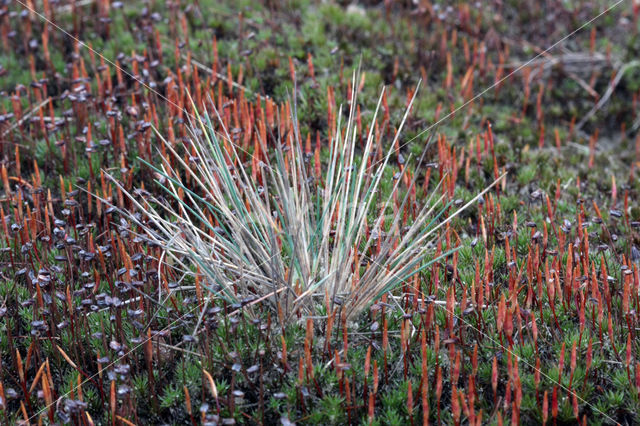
[0,0,639,424]
[116,81,499,326]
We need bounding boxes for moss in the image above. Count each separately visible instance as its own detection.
[0,0,637,424]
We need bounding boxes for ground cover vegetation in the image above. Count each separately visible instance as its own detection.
[0,0,640,424]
